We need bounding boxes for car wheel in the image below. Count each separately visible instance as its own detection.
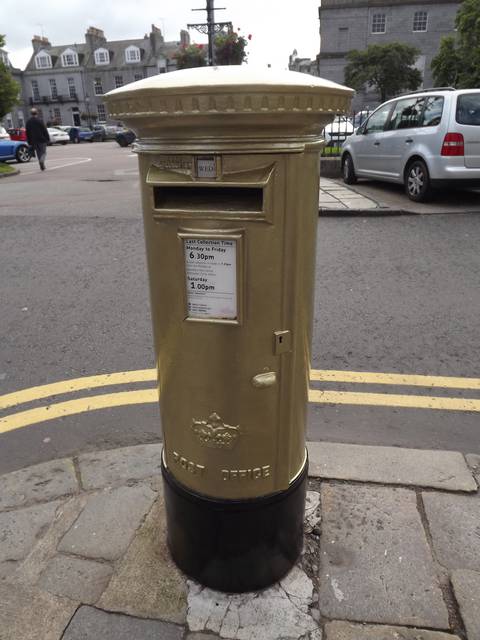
[16,145,31,163]
[61,141,67,145]
[117,137,128,147]
[405,159,432,202]
[342,153,357,185]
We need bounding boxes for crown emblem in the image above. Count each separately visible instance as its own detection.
[191,412,241,450]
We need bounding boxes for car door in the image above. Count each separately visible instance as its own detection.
[379,96,427,178]
[455,92,480,168]
[354,102,394,176]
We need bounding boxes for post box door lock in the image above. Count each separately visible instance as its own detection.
[252,371,277,388]
[274,330,292,355]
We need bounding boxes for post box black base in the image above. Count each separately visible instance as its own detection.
[161,458,307,593]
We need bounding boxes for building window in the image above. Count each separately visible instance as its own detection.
[67,77,76,100]
[49,78,58,99]
[115,75,123,88]
[94,78,103,95]
[18,110,25,127]
[413,11,428,32]
[35,51,52,69]
[53,107,62,123]
[372,13,386,34]
[97,104,107,121]
[61,48,79,67]
[31,80,40,101]
[94,48,110,65]
[134,73,143,82]
[125,45,141,63]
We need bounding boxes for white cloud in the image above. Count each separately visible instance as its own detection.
[3,0,320,70]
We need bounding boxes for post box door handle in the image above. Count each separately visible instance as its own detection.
[252,372,277,388]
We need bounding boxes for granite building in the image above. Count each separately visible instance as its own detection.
[0,48,26,128]
[18,25,189,127]
[317,0,461,109]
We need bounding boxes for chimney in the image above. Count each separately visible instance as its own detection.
[150,24,164,55]
[180,30,190,47]
[32,35,51,53]
[85,26,107,50]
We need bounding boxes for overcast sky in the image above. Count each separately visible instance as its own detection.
[2,0,320,70]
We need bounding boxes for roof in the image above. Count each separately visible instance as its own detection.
[24,36,182,73]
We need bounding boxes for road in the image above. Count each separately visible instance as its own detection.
[1,142,479,473]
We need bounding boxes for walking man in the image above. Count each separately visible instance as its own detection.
[25,108,50,171]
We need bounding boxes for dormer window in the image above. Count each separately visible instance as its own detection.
[94,47,110,65]
[125,45,141,63]
[61,48,79,67]
[35,50,52,69]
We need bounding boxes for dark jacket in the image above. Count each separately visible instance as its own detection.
[26,117,50,145]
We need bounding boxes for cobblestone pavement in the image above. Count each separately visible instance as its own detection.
[1,441,479,639]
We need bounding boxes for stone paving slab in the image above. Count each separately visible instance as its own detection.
[0,581,77,640]
[187,565,321,640]
[466,453,480,483]
[451,570,480,640]
[78,443,162,490]
[308,442,477,492]
[38,554,113,604]
[422,492,480,571]
[98,495,187,624]
[0,499,61,579]
[11,495,87,587]
[0,458,78,510]
[62,605,184,640]
[324,621,461,639]
[319,483,449,628]
[58,484,157,561]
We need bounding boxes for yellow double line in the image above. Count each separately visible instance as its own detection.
[1,368,480,435]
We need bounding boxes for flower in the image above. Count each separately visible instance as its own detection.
[248,34,252,40]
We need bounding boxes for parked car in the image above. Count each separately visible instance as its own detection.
[115,129,136,147]
[47,127,70,145]
[7,127,27,142]
[67,126,97,142]
[322,116,354,147]
[0,139,31,163]
[341,88,480,201]
[93,124,124,141]
[0,126,10,140]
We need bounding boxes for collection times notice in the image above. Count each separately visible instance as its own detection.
[184,238,237,320]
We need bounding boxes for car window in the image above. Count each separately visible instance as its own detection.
[387,97,425,130]
[364,104,392,133]
[456,93,480,126]
[421,96,444,126]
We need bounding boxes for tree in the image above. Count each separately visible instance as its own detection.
[0,35,19,120]
[214,31,250,65]
[431,0,480,88]
[431,36,461,86]
[344,43,422,102]
[174,44,207,70]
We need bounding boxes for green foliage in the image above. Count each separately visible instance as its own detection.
[0,34,20,120]
[345,43,422,102]
[174,44,207,70]
[431,36,462,86]
[214,32,250,65]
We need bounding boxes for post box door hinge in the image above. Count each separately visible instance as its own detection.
[274,330,292,355]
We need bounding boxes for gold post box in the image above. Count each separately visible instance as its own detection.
[105,67,352,593]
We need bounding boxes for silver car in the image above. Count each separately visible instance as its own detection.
[341,88,480,201]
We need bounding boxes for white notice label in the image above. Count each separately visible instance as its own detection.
[184,239,237,320]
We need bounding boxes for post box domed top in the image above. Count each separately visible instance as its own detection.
[105,66,353,140]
